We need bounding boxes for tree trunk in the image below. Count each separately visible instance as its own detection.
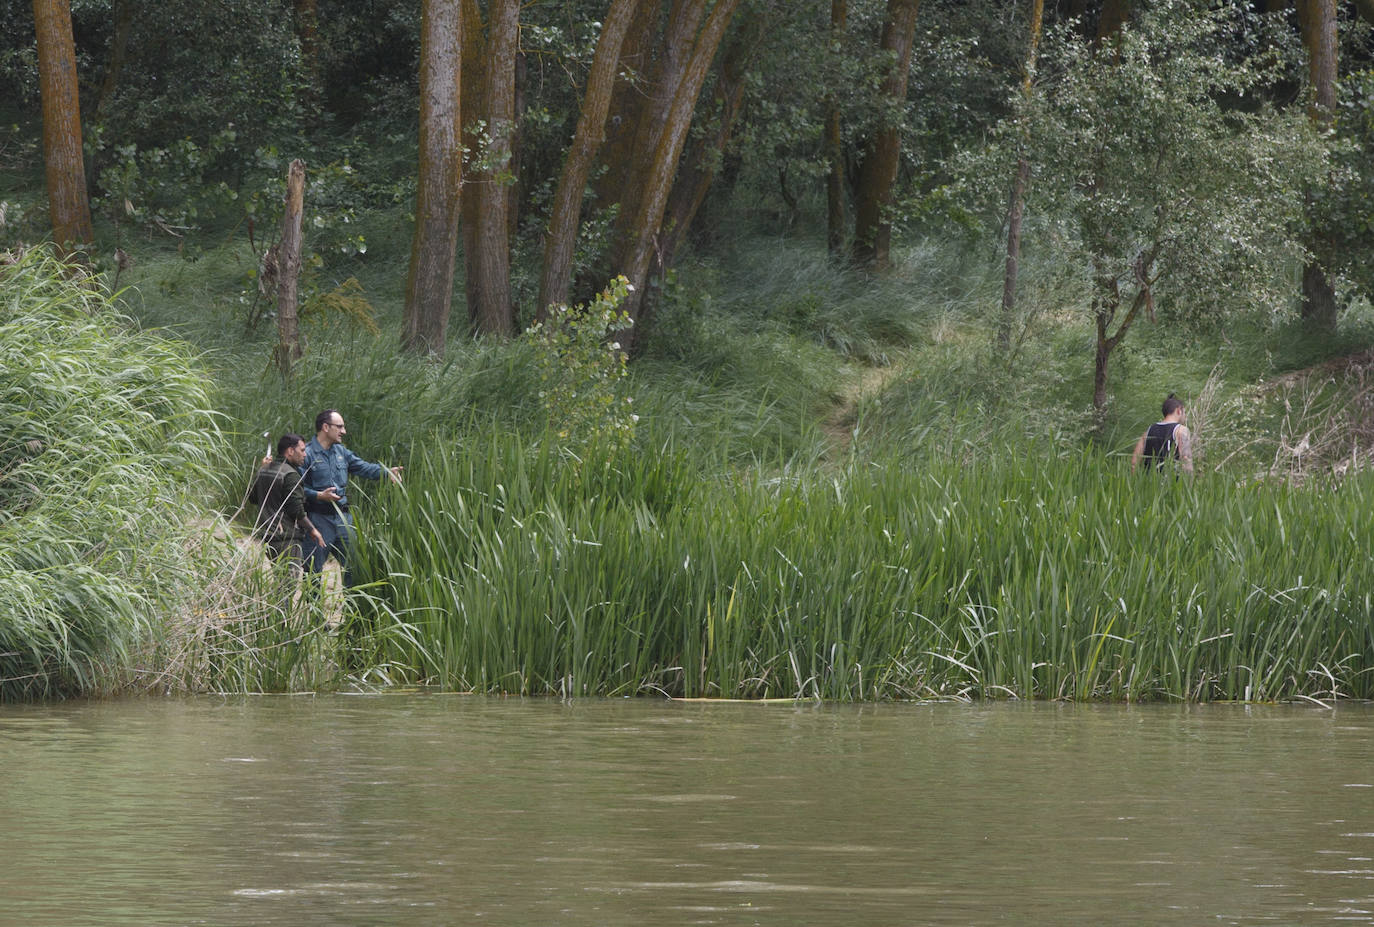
[93,0,133,124]
[1299,0,1337,118]
[658,8,762,271]
[825,0,848,258]
[1090,267,1151,414]
[1299,0,1338,328]
[1302,260,1338,328]
[1093,319,1111,414]
[33,0,93,249]
[593,0,661,214]
[609,0,711,259]
[998,158,1031,354]
[460,0,519,337]
[294,0,322,102]
[538,0,644,319]
[850,0,920,270]
[402,0,463,358]
[507,50,527,247]
[997,0,1045,355]
[1095,0,1130,46]
[276,160,306,379]
[612,0,741,336]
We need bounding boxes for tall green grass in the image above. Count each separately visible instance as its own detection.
[352,430,1374,702]
[0,248,226,699]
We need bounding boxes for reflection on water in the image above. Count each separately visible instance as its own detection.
[3,696,1374,925]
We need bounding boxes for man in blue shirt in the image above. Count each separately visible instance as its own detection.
[300,408,403,585]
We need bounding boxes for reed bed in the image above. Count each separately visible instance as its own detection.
[353,431,1374,702]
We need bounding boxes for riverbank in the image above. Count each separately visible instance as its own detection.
[6,239,1374,702]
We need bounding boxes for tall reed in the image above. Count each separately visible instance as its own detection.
[352,427,1374,702]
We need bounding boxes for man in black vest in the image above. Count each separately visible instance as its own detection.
[1131,394,1194,474]
[250,432,325,568]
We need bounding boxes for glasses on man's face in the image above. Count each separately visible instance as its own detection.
[330,421,345,430]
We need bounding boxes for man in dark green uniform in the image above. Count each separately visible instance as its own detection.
[250,433,325,568]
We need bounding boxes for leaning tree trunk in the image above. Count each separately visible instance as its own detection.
[850,0,920,270]
[460,0,519,338]
[606,0,712,265]
[1299,0,1338,329]
[997,0,1045,355]
[276,160,306,379]
[537,0,645,319]
[658,9,763,271]
[612,0,741,338]
[592,0,660,217]
[33,0,92,249]
[402,0,463,357]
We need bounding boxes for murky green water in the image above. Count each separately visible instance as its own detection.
[3,696,1374,925]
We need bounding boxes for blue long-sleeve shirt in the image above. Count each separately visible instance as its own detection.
[299,436,385,513]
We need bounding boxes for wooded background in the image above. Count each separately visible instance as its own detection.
[6,0,1374,407]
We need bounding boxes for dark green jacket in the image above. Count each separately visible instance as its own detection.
[249,459,312,544]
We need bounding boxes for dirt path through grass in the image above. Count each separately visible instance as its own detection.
[822,361,904,456]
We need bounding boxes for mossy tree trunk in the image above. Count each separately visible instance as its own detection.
[607,0,742,339]
[537,0,645,321]
[658,7,763,273]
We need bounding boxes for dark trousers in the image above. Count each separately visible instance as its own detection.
[305,510,356,586]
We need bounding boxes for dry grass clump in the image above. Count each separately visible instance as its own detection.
[1202,351,1374,482]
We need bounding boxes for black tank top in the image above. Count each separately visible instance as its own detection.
[1143,421,1180,470]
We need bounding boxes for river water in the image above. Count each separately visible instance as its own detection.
[3,696,1374,925]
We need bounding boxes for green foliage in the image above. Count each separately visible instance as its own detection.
[0,247,224,699]
[722,0,1022,237]
[949,0,1328,409]
[526,276,637,459]
[1012,0,1320,323]
[86,0,307,164]
[1312,69,1374,301]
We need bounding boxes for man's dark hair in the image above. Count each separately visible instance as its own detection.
[315,409,340,433]
[1162,394,1184,417]
[277,432,306,457]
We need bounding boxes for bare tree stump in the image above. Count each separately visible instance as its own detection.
[276,159,305,378]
